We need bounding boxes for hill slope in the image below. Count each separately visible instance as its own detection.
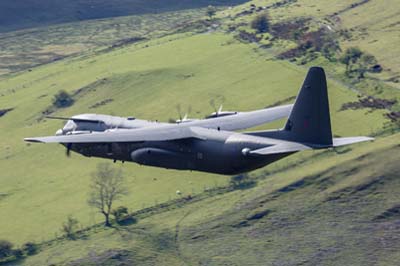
[0,31,386,245]
[21,133,400,266]
[0,0,247,32]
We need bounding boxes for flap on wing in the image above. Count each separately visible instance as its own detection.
[24,126,207,144]
[249,142,311,156]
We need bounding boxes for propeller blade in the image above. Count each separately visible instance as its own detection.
[176,104,182,121]
[209,99,217,113]
[218,105,223,114]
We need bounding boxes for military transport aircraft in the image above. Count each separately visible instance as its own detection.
[25,67,373,175]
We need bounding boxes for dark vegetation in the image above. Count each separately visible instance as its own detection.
[112,206,138,226]
[230,173,257,189]
[52,90,74,108]
[0,239,38,264]
[277,27,341,63]
[206,5,217,19]
[374,205,400,221]
[89,99,114,109]
[340,47,379,78]
[340,96,397,111]
[251,13,270,33]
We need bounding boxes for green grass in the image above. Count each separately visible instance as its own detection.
[0,8,207,76]
[0,31,387,245]
[20,133,400,266]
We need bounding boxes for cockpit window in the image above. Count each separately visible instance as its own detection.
[63,120,76,132]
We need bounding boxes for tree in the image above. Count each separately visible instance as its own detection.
[53,90,74,108]
[88,163,128,227]
[0,240,13,259]
[206,5,216,19]
[340,47,363,73]
[61,215,79,240]
[356,53,377,78]
[251,13,270,33]
[21,242,38,256]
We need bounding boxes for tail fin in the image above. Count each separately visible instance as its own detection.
[247,67,374,149]
[284,67,332,145]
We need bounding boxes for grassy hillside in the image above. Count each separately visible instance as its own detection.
[0,8,206,76]
[0,31,387,245]
[20,133,400,266]
[0,0,246,32]
[0,0,399,265]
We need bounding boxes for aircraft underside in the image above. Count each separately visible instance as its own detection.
[67,140,293,175]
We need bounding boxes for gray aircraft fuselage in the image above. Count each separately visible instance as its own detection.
[67,128,291,175]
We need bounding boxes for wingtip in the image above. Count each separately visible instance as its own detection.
[24,138,44,143]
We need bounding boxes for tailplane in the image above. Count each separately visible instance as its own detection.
[247,67,373,148]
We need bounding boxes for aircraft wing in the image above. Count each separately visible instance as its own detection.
[24,125,206,143]
[189,104,293,131]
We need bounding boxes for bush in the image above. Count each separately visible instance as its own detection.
[118,215,138,226]
[22,242,38,256]
[206,5,216,19]
[251,14,270,33]
[112,206,129,223]
[230,174,257,189]
[53,90,74,108]
[0,240,13,259]
[340,47,378,78]
[61,216,79,240]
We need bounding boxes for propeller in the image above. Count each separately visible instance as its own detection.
[176,104,192,123]
[209,99,223,117]
[176,104,183,121]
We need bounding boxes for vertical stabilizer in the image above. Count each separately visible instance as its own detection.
[284,67,332,145]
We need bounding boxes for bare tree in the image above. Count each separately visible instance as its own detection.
[88,163,128,226]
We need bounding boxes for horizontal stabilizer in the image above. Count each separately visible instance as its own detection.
[249,142,312,156]
[332,137,374,147]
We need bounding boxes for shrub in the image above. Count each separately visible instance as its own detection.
[0,239,13,258]
[230,174,257,189]
[340,47,378,78]
[251,13,270,33]
[53,90,74,108]
[22,242,38,255]
[62,216,79,240]
[340,47,363,73]
[112,206,129,223]
[206,5,216,19]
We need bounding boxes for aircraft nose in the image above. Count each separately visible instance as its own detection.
[55,129,63,136]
